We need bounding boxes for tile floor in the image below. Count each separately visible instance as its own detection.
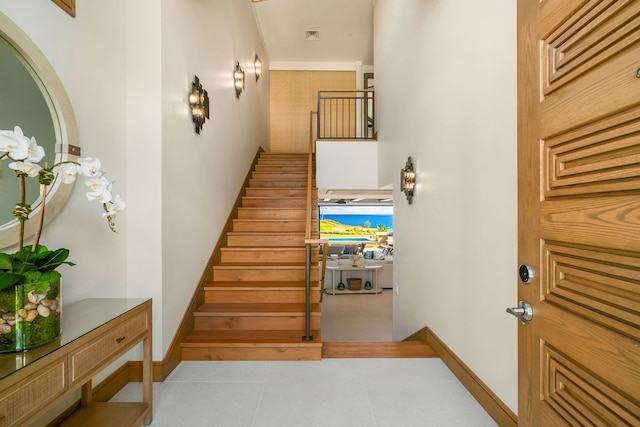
[112,359,497,426]
[111,290,497,426]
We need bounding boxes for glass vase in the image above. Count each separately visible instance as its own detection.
[0,280,61,352]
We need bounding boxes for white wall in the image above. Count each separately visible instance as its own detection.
[316,141,378,189]
[0,0,269,359]
[374,0,518,413]
[159,0,269,356]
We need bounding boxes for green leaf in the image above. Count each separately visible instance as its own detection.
[0,253,12,271]
[38,248,74,271]
[0,271,24,291]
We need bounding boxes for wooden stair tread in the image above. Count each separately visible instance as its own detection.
[234,218,306,222]
[322,341,437,358]
[182,329,322,345]
[195,302,321,315]
[206,280,314,289]
[227,231,304,236]
[220,247,308,251]
[214,263,316,270]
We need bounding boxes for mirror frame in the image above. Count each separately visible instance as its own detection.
[0,12,79,250]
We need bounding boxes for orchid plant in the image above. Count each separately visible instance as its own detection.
[0,126,125,290]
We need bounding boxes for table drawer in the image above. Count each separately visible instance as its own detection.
[70,310,148,384]
[0,356,67,426]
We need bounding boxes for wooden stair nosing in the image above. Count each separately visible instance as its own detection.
[237,208,316,219]
[213,262,316,268]
[194,302,321,316]
[205,280,319,290]
[182,329,322,345]
[226,236,310,247]
[244,189,309,198]
[248,181,309,188]
[233,218,307,223]
[253,169,309,174]
[322,341,437,358]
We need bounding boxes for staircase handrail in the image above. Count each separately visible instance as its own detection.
[303,110,327,342]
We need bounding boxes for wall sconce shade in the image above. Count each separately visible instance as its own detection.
[400,157,415,204]
[189,75,209,134]
[234,61,245,98]
[254,54,263,81]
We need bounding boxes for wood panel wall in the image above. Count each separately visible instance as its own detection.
[270,71,356,153]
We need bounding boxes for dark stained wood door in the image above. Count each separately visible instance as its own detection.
[518,0,640,425]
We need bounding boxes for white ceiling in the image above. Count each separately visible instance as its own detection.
[252,0,374,64]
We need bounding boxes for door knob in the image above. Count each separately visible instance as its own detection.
[506,301,533,324]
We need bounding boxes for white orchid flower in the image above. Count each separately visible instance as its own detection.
[0,129,13,155]
[0,126,29,160]
[109,194,126,213]
[78,157,102,177]
[85,175,110,192]
[56,163,80,184]
[9,161,42,178]
[26,137,45,163]
[85,177,113,203]
[86,187,113,203]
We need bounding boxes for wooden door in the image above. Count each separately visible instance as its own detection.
[518,1,640,425]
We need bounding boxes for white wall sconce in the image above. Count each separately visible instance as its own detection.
[189,75,209,134]
[234,61,245,98]
[254,54,263,81]
[400,157,415,204]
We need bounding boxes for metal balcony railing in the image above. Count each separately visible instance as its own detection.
[317,90,375,140]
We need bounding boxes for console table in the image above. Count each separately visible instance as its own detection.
[0,298,152,427]
[325,264,383,295]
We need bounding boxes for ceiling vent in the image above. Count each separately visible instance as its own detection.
[305,30,320,41]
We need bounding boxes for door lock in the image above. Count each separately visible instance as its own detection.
[506,301,533,324]
[519,264,534,284]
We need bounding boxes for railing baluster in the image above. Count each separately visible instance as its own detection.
[315,90,375,140]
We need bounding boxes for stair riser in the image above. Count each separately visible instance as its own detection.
[232,221,307,233]
[259,154,307,160]
[227,234,306,246]
[254,165,308,172]
[213,268,319,281]
[237,209,311,220]
[252,173,307,181]
[256,159,309,169]
[220,250,316,263]
[242,198,308,208]
[249,180,308,188]
[245,188,308,198]
[205,290,320,304]
[182,346,321,361]
[194,316,320,331]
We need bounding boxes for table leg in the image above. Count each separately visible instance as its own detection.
[374,269,379,294]
[142,320,153,424]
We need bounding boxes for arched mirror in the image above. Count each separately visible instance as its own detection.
[0,12,79,250]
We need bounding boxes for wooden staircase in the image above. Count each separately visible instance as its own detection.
[181,153,322,360]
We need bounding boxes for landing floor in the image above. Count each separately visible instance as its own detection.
[321,289,392,341]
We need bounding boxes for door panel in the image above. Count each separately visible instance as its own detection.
[518,0,640,425]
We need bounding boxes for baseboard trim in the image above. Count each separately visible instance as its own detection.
[422,327,518,427]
